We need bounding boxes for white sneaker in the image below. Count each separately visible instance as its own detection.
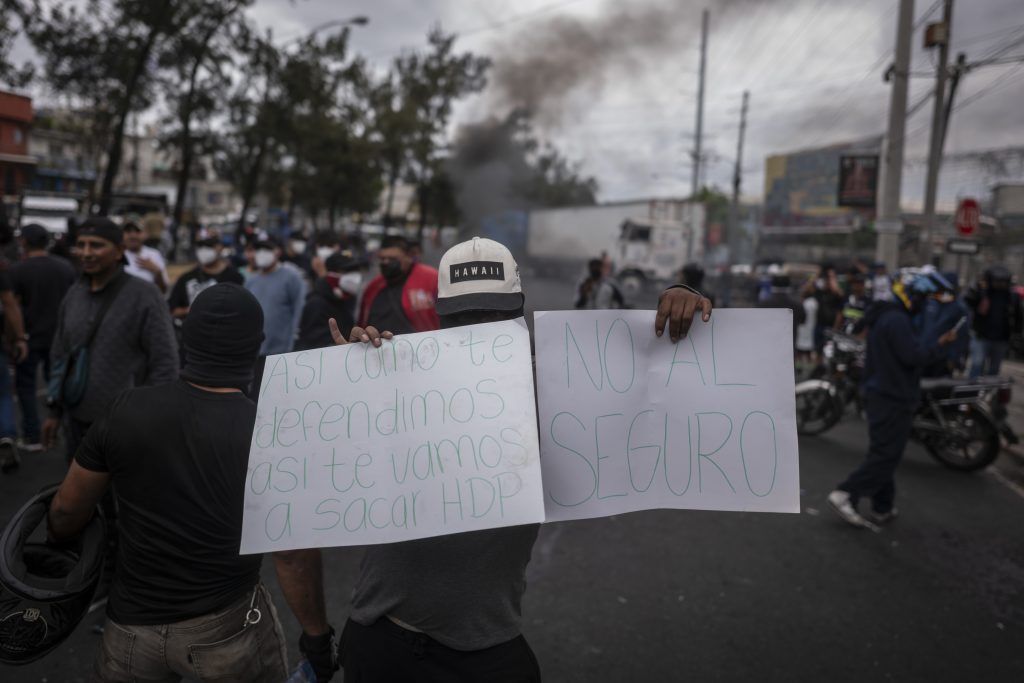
[16,439,43,453]
[827,490,877,530]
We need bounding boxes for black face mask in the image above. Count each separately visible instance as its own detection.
[380,260,404,283]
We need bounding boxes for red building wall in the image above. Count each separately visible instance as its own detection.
[0,90,34,196]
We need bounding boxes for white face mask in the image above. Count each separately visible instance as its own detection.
[254,249,277,269]
[290,240,307,255]
[316,246,336,262]
[195,247,218,266]
[339,272,363,295]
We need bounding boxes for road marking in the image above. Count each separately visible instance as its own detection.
[989,466,1024,499]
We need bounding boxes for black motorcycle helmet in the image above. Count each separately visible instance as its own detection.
[0,484,105,665]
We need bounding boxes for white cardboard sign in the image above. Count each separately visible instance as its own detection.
[534,309,800,521]
[240,318,545,554]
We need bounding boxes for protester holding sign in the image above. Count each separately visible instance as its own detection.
[829,272,958,529]
[325,237,711,683]
[47,284,338,683]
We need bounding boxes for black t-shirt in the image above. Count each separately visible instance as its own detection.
[76,380,261,625]
[168,264,245,310]
[367,280,414,335]
[9,255,76,349]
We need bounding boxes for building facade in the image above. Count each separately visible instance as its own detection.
[0,90,35,201]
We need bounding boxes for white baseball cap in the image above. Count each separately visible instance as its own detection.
[436,237,524,316]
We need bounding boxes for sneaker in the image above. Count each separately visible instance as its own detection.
[0,438,20,473]
[868,508,899,525]
[16,439,43,453]
[827,490,877,530]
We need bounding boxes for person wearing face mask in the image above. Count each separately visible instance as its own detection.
[168,229,245,321]
[311,231,341,279]
[358,235,439,335]
[284,231,314,282]
[297,251,363,351]
[828,271,959,529]
[917,271,970,378]
[243,233,306,397]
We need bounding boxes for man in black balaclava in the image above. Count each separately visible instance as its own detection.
[48,283,340,682]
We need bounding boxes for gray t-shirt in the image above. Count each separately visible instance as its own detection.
[349,523,540,651]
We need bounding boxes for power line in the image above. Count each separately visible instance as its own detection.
[954,62,1024,111]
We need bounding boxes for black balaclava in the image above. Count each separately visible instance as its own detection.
[180,283,265,391]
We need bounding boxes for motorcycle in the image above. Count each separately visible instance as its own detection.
[913,375,1017,471]
[797,372,1016,472]
[795,330,865,436]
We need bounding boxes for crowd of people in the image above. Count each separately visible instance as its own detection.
[0,211,1019,679]
[749,259,1021,530]
[0,217,710,682]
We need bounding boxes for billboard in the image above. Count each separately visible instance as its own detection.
[763,137,881,230]
[837,155,879,207]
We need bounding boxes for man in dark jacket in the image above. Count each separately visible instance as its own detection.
[42,217,178,461]
[965,265,1022,377]
[828,272,957,529]
[297,251,363,350]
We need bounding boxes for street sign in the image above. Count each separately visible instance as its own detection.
[946,238,981,255]
[956,197,980,236]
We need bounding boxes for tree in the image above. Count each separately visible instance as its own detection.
[24,0,194,213]
[369,28,490,234]
[213,28,282,235]
[216,25,381,234]
[0,4,34,89]
[398,29,490,239]
[157,0,252,247]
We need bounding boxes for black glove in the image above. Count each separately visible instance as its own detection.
[299,626,339,682]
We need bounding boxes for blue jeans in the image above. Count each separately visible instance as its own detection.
[0,349,17,441]
[14,346,50,443]
[969,339,1008,378]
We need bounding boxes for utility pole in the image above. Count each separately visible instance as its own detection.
[942,52,967,152]
[919,0,954,265]
[728,90,749,262]
[875,0,915,271]
[691,8,708,198]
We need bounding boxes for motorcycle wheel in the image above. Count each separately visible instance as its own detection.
[922,406,1001,471]
[796,387,843,436]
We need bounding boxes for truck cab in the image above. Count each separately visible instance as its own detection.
[17,193,82,235]
[616,218,691,293]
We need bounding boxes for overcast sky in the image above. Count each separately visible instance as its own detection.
[245,0,1024,211]
[16,0,1024,210]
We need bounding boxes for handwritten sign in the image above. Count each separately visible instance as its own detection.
[240,318,545,553]
[534,309,799,521]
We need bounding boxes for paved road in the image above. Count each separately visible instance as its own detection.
[2,276,1022,681]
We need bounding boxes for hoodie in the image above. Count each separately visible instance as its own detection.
[296,278,356,351]
[862,301,946,404]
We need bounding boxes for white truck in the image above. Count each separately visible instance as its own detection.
[523,199,705,291]
[17,194,82,235]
